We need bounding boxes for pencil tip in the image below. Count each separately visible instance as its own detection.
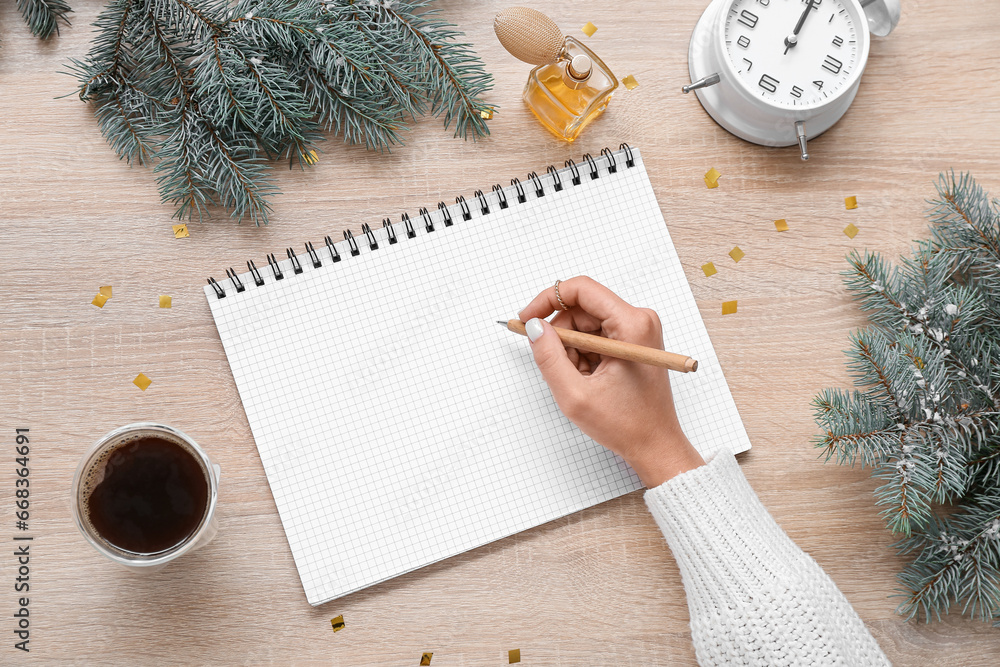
[496,320,507,326]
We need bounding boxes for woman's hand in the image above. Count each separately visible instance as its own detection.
[519,276,704,487]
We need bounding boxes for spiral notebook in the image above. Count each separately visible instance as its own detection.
[203,145,751,606]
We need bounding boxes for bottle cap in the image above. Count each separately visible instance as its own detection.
[563,54,592,90]
[567,54,593,80]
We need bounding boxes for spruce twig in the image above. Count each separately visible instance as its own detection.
[70,0,495,224]
[17,0,72,39]
[815,173,1000,626]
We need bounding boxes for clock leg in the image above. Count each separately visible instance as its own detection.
[682,73,721,94]
[795,121,810,161]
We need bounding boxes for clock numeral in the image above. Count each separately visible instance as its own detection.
[802,0,821,9]
[756,0,770,5]
[822,55,843,74]
[743,57,753,71]
[758,73,779,94]
[790,85,803,98]
[737,35,751,49]
[832,35,844,48]
[813,79,824,90]
[738,10,758,29]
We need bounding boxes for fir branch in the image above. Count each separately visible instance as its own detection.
[378,0,493,138]
[72,0,495,224]
[895,488,1000,623]
[17,0,72,39]
[813,388,897,467]
[817,173,1000,625]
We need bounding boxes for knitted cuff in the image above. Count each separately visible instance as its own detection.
[643,451,810,618]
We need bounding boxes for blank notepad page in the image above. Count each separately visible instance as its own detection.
[204,146,751,605]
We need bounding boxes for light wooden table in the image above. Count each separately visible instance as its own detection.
[2,0,999,664]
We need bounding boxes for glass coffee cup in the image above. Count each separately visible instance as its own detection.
[71,423,220,571]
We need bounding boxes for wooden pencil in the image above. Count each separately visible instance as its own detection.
[498,320,699,373]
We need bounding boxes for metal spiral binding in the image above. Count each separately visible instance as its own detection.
[437,201,454,226]
[601,147,617,173]
[527,171,544,197]
[419,207,435,232]
[511,178,526,203]
[456,195,471,221]
[546,165,563,191]
[361,223,379,250]
[247,260,264,286]
[286,247,303,274]
[474,189,489,215]
[343,230,359,256]
[402,212,416,238]
[324,235,341,263]
[383,218,398,244]
[620,142,634,167]
[206,145,635,297]
[208,277,225,298]
[266,253,284,280]
[493,184,509,209]
[565,159,581,185]
[226,267,245,292]
[305,242,321,268]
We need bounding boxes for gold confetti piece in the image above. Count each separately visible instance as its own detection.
[702,262,717,277]
[159,295,172,308]
[330,615,345,632]
[581,21,597,37]
[133,373,152,391]
[91,293,109,308]
[100,285,113,298]
[845,195,858,210]
[722,300,738,315]
[480,108,494,120]
[419,653,433,666]
[729,246,744,263]
[172,224,189,239]
[509,648,521,663]
[704,178,719,189]
[304,150,319,165]
[843,223,859,239]
[622,74,639,90]
[704,167,721,183]
[774,219,788,232]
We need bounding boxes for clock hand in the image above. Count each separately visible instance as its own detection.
[784,0,817,55]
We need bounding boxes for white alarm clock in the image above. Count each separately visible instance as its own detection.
[684,0,900,159]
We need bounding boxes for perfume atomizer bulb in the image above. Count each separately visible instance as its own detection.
[493,7,564,66]
[494,7,593,88]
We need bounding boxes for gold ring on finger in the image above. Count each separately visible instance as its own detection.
[554,280,570,311]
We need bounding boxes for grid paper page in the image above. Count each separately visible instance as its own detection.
[204,147,751,606]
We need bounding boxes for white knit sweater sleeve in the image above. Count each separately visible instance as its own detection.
[643,451,890,666]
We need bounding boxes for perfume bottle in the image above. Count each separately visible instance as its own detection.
[495,8,618,142]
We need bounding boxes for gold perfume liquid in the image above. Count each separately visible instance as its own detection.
[523,37,618,142]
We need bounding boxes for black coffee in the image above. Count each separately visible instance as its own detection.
[85,436,209,554]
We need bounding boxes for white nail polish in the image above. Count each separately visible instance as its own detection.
[525,318,544,342]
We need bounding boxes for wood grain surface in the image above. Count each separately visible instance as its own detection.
[2,0,1000,664]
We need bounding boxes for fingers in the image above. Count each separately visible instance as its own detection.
[525,318,585,408]
[551,310,605,374]
[519,276,634,324]
[550,308,603,334]
[519,277,663,349]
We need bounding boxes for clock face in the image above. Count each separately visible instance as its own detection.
[723,0,862,109]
